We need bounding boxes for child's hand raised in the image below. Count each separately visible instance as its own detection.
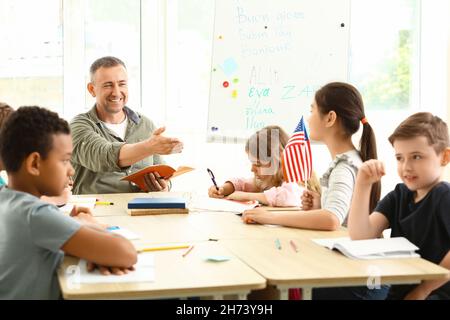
[301,190,321,211]
[357,159,386,185]
[208,186,226,198]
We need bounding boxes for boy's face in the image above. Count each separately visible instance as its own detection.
[393,136,445,197]
[37,134,74,197]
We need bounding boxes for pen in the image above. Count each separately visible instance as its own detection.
[182,245,195,257]
[207,168,219,191]
[290,240,299,252]
[137,245,190,253]
[275,238,282,250]
[95,201,114,205]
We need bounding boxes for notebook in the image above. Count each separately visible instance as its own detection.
[75,253,155,284]
[59,196,97,214]
[128,197,186,209]
[312,237,420,260]
[189,196,259,215]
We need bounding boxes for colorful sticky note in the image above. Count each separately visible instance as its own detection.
[221,58,238,77]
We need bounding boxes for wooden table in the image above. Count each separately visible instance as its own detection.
[58,241,266,299]
[59,192,450,300]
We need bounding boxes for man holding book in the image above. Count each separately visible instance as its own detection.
[70,56,183,194]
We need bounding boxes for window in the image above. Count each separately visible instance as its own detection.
[0,0,63,114]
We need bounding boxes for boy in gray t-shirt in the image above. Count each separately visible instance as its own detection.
[0,107,137,299]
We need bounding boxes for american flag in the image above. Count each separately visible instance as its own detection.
[282,116,312,183]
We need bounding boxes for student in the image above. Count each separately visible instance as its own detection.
[0,106,137,299]
[208,125,320,207]
[0,102,71,206]
[0,102,13,187]
[242,82,380,230]
[241,83,389,300]
[348,112,450,300]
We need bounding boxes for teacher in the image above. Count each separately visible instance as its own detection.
[70,56,182,194]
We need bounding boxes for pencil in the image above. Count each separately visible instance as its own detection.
[290,240,299,252]
[95,201,114,205]
[182,245,195,257]
[137,245,190,253]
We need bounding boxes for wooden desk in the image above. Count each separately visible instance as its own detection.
[58,241,266,299]
[62,193,449,300]
[95,214,210,246]
[221,237,450,299]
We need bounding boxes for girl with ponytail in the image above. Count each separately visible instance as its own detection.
[243,82,388,299]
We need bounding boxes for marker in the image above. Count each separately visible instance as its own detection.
[207,168,219,191]
[107,226,120,231]
[182,245,195,257]
[290,240,299,252]
[137,245,190,253]
[275,238,282,250]
[95,201,114,205]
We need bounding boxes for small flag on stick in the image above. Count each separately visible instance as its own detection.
[282,116,312,184]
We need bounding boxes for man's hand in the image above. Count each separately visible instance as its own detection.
[143,172,169,192]
[147,127,183,155]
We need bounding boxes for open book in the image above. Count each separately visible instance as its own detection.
[121,165,194,192]
[312,237,420,260]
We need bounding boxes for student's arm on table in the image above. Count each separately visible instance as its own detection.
[61,223,137,275]
[242,207,341,231]
[227,191,269,205]
[404,251,450,300]
[348,160,390,239]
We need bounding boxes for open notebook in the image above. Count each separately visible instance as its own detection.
[312,237,420,260]
[190,196,259,215]
[59,196,97,214]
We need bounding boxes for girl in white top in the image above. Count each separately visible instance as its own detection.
[242,82,380,231]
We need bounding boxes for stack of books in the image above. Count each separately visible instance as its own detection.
[127,197,189,216]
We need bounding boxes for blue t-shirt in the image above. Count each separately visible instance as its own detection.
[0,176,5,187]
[0,186,81,299]
[375,182,450,299]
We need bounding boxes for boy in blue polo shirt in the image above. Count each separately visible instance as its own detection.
[349,112,450,299]
[0,106,137,299]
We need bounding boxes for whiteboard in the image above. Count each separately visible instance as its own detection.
[207,0,350,142]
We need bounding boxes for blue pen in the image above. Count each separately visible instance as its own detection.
[207,168,219,191]
[107,226,120,231]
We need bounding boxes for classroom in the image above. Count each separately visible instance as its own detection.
[0,0,449,304]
